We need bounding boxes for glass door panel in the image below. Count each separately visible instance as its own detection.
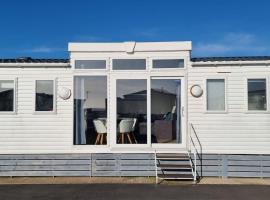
[151,78,181,144]
[116,79,147,144]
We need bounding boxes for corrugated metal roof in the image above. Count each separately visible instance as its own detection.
[191,56,270,62]
[0,57,69,63]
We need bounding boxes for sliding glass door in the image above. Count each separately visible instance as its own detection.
[111,75,185,148]
[151,78,182,145]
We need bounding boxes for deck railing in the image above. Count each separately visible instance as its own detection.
[188,123,202,181]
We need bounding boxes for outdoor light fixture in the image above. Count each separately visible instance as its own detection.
[190,84,203,97]
[58,87,71,100]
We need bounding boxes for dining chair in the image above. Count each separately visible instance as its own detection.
[118,119,135,144]
[93,119,107,145]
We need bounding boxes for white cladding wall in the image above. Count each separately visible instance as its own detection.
[0,68,74,153]
[188,64,270,154]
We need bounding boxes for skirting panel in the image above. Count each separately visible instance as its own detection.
[0,153,270,178]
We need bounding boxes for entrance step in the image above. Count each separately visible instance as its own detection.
[157,174,194,180]
[157,164,192,170]
[155,152,195,183]
[156,153,190,160]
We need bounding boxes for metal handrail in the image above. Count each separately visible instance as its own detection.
[189,123,202,181]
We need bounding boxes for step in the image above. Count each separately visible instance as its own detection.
[156,153,190,160]
[157,174,194,180]
[157,164,192,170]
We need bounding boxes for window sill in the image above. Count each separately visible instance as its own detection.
[204,111,228,114]
[0,111,17,115]
[33,111,57,115]
[244,110,269,114]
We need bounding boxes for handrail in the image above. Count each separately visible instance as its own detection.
[189,123,202,181]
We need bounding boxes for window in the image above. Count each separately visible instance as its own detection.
[74,76,107,145]
[75,60,106,69]
[152,59,184,69]
[112,59,146,70]
[0,80,15,112]
[248,79,267,111]
[35,80,54,112]
[206,79,225,111]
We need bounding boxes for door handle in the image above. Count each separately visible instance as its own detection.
[181,106,184,117]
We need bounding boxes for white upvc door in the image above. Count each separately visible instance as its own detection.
[109,73,186,150]
[109,73,150,149]
[150,76,186,149]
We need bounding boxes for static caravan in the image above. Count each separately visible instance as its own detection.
[0,41,270,181]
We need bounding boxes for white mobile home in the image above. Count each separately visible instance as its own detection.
[1,41,270,180]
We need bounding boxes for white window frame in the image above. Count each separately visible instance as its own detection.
[72,74,109,147]
[109,74,187,150]
[150,76,186,149]
[245,77,269,113]
[204,77,228,113]
[33,78,57,114]
[0,78,17,114]
[72,57,109,71]
[110,73,149,148]
[70,56,188,152]
[150,56,187,70]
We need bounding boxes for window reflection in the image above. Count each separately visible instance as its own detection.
[151,79,181,144]
[74,76,107,145]
[152,59,184,68]
[35,80,54,111]
[206,79,225,111]
[0,80,14,112]
[116,79,147,144]
[113,59,146,70]
[75,60,106,69]
[248,79,266,111]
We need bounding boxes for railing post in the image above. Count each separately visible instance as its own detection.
[194,152,197,182]
[154,150,158,184]
[188,123,191,152]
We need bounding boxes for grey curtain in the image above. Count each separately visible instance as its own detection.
[74,77,86,144]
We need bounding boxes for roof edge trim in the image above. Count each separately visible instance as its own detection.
[68,41,192,52]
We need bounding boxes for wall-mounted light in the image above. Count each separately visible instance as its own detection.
[58,87,71,100]
[190,84,203,98]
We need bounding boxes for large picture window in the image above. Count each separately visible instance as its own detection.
[35,80,54,112]
[0,80,15,112]
[248,79,267,111]
[206,79,225,111]
[74,76,107,145]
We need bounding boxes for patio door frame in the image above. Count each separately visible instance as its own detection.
[109,73,187,150]
[150,76,186,149]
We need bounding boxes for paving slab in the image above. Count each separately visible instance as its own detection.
[1,177,270,185]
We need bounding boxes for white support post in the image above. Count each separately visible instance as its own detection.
[188,123,192,153]
[194,151,197,182]
[154,150,158,184]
